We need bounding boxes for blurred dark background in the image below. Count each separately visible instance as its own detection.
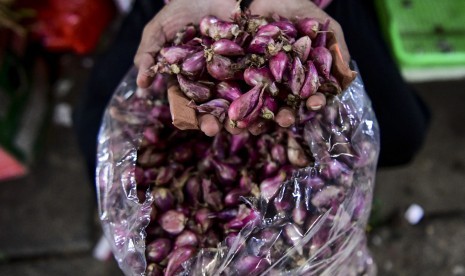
[0,0,464,275]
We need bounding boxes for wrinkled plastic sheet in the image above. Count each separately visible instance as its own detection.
[96,63,379,276]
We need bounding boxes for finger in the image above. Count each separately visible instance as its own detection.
[306,92,326,111]
[136,87,151,98]
[275,107,296,127]
[199,114,222,137]
[135,19,166,88]
[248,119,269,136]
[167,84,199,130]
[134,21,164,66]
[136,52,157,88]
[224,119,245,135]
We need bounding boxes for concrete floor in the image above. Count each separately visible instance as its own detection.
[0,55,464,275]
[369,80,465,276]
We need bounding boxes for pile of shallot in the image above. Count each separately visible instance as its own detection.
[136,105,316,275]
[131,92,377,275]
[150,12,344,133]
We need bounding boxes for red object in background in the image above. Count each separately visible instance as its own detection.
[30,0,116,54]
[0,147,27,181]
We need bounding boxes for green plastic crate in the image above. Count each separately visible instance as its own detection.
[375,0,465,68]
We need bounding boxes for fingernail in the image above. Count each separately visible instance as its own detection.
[310,105,322,110]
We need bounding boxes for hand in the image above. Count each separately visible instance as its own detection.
[135,0,350,137]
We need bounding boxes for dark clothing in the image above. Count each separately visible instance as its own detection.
[74,0,430,180]
[74,0,165,179]
[325,0,430,166]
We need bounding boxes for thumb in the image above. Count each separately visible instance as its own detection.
[135,19,167,88]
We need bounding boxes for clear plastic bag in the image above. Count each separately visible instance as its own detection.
[96,62,379,276]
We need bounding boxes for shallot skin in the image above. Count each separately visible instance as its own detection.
[216,81,243,102]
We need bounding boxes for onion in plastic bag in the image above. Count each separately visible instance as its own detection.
[97,58,379,275]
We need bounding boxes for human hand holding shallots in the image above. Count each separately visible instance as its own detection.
[134,0,351,136]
